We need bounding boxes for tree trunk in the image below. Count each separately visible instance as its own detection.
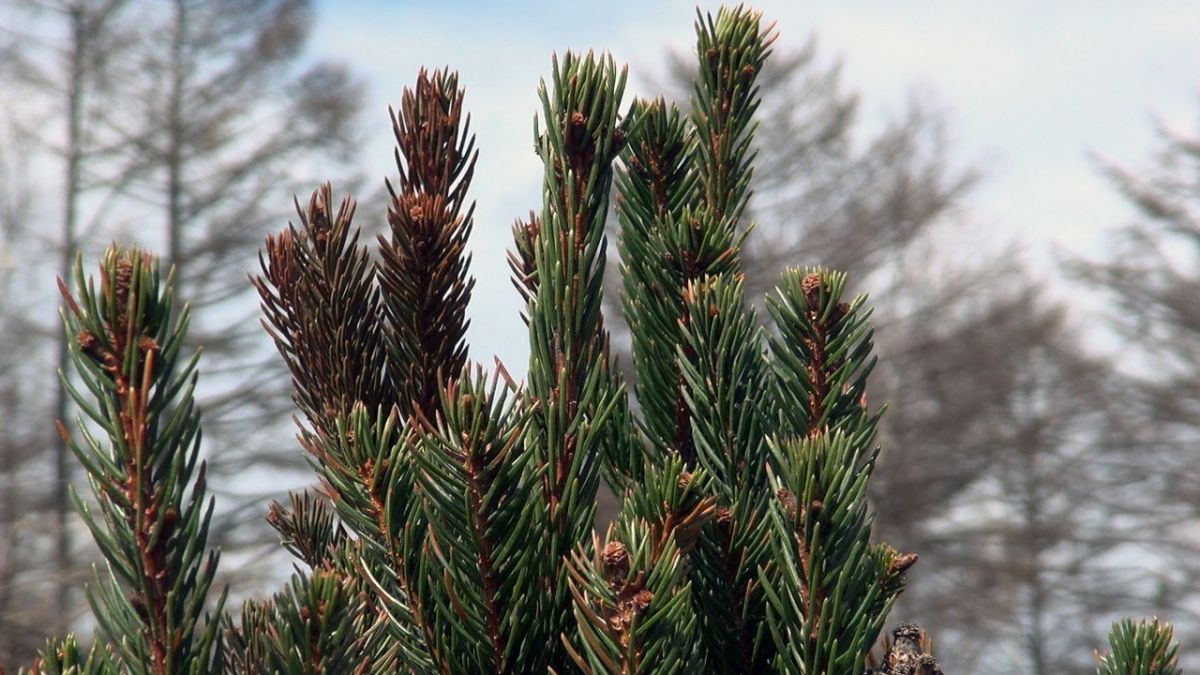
[51,3,90,630]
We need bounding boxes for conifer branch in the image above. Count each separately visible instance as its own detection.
[265,490,348,570]
[19,634,105,675]
[412,365,544,673]
[690,4,775,224]
[565,458,717,674]
[379,68,477,421]
[223,570,373,675]
[613,8,777,670]
[255,182,442,671]
[565,528,695,675]
[764,431,912,673]
[262,71,543,675]
[1095,619,1181,675]
[761,269,915,673]
[618,2,771,464]
[254,183,388,437]
[521,49,634,666]
[57,247,224,675]
[302,406,443,673]
[678,276,771,497]
[675,276,773,673]
[617,99,708,462]
[508,211,542,318]
[254,69,487,675]
[674,275,773,671]
[766,269,877,438]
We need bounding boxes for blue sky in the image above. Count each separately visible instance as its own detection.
[310,1,1200,368]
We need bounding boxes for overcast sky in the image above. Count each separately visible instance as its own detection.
[310,1,1200,368]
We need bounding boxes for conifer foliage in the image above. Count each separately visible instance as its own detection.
[21,4,1180,674]
[48,250,225,674]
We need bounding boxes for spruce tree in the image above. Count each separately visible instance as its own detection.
[18,5,1180,674]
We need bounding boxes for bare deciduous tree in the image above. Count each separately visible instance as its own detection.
[1070,112,1200,660]
[0,1,134,655]
[0,107,59,664]
[0,0,364,660]
[876,266,1142,674]
[102,0,364,506]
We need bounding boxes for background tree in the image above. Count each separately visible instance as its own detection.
[0,0,134,655]
[1071,110,1200,658]
[0,0,364,662]
[0,110,60,662]
[877,271,1143,674]
[95,0,364,551]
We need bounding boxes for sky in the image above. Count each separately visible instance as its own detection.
[310,1,1200,368]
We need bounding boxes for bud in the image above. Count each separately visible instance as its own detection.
[776,488,797,520]
[801,272,822,310]
[630,590,654,614]
[602,541,630,581]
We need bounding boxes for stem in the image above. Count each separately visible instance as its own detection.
[718,531,754,669]
[365,473,447,674]
[464,455,506,672]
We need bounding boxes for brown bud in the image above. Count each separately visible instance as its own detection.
[77,330,103,363]
[602,541,630,581]
[776,488,797,520]
[916,654,944,675]
[891,552,919,575]
[129,594,149,621]
[677,471,693,491]
[801,272,822,309]
[358,458,375,481]
[832,301,850,324]
[892,623,923,644]
[612,127,626,150]
[524,213,542,240]
[115,258,134,303]
[631,590,654,613]
[715,507,732,529]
